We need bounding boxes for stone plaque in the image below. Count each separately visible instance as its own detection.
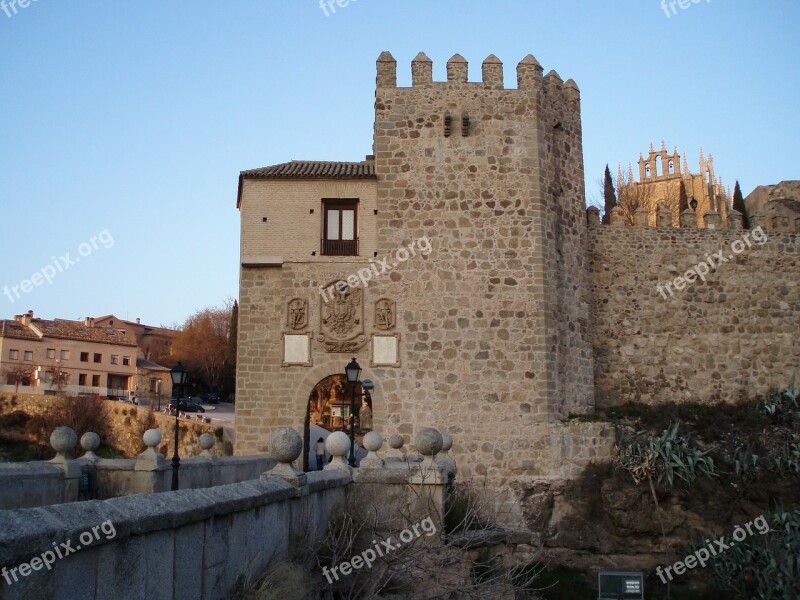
[372,335,399,366]
[288,298,308,330]
[283,334,310,365]
[374,298,395,330]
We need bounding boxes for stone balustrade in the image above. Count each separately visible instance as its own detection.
[0,425,455,600]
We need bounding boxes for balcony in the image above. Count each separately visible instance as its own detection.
[321,238,359,257]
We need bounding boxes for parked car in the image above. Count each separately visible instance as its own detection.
[167,399,206,413]
[200,392,220,404]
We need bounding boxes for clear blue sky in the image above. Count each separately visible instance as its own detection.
[1,1,797,326]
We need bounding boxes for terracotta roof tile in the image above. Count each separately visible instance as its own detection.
[0,320,39,341]
[237,160,376,208]
[241,160,376,179]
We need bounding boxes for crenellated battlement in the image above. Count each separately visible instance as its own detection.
[376,51,580,101]
[588,205,800,233]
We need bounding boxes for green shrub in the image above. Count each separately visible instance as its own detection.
[692,508,800,599]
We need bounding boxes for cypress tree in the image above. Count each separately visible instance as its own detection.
[732,180,750,228]
[602,164,617,224]
[679,180,689,213]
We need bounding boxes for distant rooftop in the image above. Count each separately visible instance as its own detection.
[0,313,137,347]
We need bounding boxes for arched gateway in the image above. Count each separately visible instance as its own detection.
[302,373,374,471]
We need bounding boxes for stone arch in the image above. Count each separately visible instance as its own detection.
[294,358,388,469]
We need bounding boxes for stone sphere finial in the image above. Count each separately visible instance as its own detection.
[385,433,407,462]
[435,431,457,474]
[324,431,353,474]
[325,431,351,458]
[440,432,453,453]
[269,428,303,464]
[80,432,100,462]
[80,432,100,452]
[263,428,307,487]
[415,428,443,457]
[363,431,383,453]
[360,431,384,469]
[50,426,77,455]
[198,432,216,461]
[199,433,215,451]
[143,429,162,449]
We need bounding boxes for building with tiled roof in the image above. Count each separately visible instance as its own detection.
[0,311,138,398]
[236,158,376,208]
[92,315,177,362]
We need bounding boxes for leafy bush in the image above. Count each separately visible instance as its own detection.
[615,422,716,487]
[693,508,800,600]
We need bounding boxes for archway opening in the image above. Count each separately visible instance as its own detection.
[303,374,373,470]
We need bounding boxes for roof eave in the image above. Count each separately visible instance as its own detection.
[236,172,376,209]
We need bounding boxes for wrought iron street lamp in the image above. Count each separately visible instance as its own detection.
[690,197,698,211]
[170,362,188,491]
[344,358,362,467]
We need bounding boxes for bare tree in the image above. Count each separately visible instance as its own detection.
[616,168,656,225]
[1,363,33,394]
[230,477,546,600]
[45,364,70,394]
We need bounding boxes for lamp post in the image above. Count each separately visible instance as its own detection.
[344,358,362,467]
[170,362,188,491]
[690,197,698,212]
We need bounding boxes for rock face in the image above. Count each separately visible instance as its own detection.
[513,461,798,577]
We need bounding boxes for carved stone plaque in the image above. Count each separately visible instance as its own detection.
[288,298,308,330]
[374,298,395,331]
[319,283,366,352]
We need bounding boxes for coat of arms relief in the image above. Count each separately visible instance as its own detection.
[318,282,366,352]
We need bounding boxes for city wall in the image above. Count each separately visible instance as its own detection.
[588,209,800,406]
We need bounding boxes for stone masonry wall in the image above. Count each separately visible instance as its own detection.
[589,222,800,406]
[235,53,598,524]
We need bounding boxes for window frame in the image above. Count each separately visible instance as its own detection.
[46,348,56,360]
[93,353,102,363]
[23,351,33,361]
[321,198,359,256]
[80,352,89,362]
[8,349,19,360]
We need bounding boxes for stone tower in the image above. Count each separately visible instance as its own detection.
[373,51,592,420]
[235,52,595,518]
